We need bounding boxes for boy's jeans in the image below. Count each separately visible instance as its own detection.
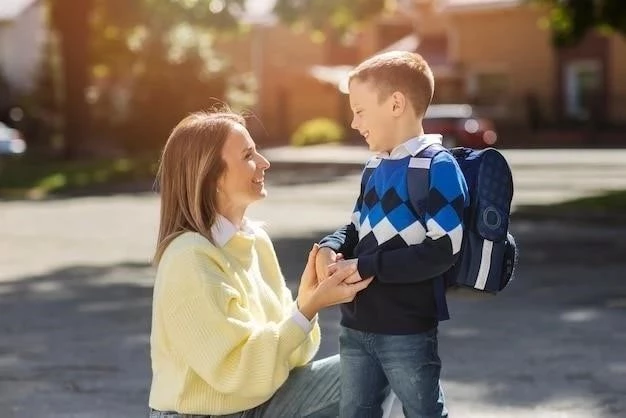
[149,355,340,418]
[339,326,447,418]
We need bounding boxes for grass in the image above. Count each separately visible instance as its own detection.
[514,190,626,223]
[554,190,626,211]
[0,154,159,199]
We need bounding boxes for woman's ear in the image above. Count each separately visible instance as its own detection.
[215,173,225,195]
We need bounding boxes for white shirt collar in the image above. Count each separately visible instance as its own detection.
[211,214,255,247]
[378,134,443,160]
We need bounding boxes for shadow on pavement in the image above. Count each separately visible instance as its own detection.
[0,262,153,417]
[1,224,625,417]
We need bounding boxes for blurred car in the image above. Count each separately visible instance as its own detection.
[0,122,26,156]
[423,104,498,149]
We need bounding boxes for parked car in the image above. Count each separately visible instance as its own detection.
[423,104,498,149]
[0,122,26,156]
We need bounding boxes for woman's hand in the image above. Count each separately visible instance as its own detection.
[315,247,344,283]
[297,244,373,320]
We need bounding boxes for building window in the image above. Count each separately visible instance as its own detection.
[469,71,509,106]
[564,59,602,120]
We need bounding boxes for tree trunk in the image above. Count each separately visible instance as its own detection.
[50,0,93,159]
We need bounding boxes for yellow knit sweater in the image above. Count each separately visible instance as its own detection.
[148,229,321,415]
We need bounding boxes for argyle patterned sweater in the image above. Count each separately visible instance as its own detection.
[320,147,469,334]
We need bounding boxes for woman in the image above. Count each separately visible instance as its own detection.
[149,110,373,418]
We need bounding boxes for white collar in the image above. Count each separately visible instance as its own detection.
[377,134,442,159]
[211,214,255,247]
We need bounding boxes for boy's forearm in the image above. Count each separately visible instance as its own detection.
[319,224,358,258]
[357,235,460,284]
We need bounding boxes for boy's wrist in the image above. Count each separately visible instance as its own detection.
[356,254,375,280]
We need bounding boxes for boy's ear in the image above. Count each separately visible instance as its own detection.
[391,91,406,116]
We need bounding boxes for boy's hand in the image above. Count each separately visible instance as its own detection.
[329,259,371,284]
[298,244,371,319]
[315,247,337,282]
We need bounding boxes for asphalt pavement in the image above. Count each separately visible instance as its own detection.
[1,146,625,418]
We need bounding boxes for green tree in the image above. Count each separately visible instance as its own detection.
[49,0,391,157]
[49,0,245,158]
[534,0,626,46]
[90,0,248,153]
[273,0,387,35]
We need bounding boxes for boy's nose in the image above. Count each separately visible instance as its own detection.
[258,153,270,170]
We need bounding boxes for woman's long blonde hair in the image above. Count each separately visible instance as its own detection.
[153,111,245,264]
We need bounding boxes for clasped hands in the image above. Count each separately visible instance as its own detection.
[296,244,373,320]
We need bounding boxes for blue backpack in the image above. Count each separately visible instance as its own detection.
[361,144,518,294]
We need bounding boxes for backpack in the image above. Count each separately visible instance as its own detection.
[360,144,518,294]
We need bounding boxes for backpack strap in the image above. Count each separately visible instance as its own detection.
[406,143,448,220]
[359,157,380,198]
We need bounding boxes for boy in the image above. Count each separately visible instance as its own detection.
[316,51,469,418]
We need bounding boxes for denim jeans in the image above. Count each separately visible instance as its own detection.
[339,326,447,418]
[149,354,340,418]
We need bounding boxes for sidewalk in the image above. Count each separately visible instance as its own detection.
[262,144,371,170]
[263,145,626,226]
[262,144,626,169]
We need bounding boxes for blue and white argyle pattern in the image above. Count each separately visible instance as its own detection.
[352,153,466,253]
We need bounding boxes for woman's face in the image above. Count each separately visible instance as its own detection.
[217,124,270,211]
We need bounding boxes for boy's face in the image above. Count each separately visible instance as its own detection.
[348,78,395,153]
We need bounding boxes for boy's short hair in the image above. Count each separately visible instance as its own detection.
[348,51,434,118]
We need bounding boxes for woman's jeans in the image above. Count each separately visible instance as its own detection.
[149,354,340,418]
[339,326,447,418]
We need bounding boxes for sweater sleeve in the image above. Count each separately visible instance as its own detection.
[285,299,321,368]
[159,247,312,399]
[254,230,321,368]
[318,223,358,258]
[357,152,469,283]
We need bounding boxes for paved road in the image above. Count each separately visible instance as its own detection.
[1,149,625,417]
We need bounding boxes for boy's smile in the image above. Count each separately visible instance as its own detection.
[348,78,397,153]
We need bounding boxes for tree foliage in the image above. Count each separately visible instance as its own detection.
[534,0,626,46]
[47,0,393,156]
[273,0,387,35]
[49,0,249,156]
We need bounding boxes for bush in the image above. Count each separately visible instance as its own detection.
[0,154,158,198]
[291,118,344,147]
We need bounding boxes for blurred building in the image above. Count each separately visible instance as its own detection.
[219,0,626,145]
[429,0,626,144]
[0,0,46,94]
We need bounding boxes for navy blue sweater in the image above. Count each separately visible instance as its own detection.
[320,147,468,334]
